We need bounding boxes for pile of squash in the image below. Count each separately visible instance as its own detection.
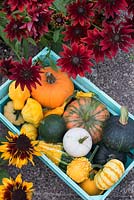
[4,66,134,196]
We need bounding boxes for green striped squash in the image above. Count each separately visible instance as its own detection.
[63,97,110,144]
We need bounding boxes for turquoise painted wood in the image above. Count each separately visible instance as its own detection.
[0,47,134,200]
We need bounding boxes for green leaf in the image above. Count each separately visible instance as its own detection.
[52,0,71,14]
[48,58,58,71]
[0,169,9,184]
[53,29,60,43]
[0,136,8,143]
[14,40,21,54]
[27,38,37,46]
[22,39,29,59]
[0,157,8,166]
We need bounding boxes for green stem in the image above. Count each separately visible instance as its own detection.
[91,23,102,31]
[15,110,21,120]
[88,145,99,163]
[79,136,88,144]
[119,106,128,125]
[92,164,103,169]
[45,72,56,84]
[89,171,96,180]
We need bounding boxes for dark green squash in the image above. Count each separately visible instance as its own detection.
[38,114,67,143]
[92,143,127,165]
[102,106,134,152]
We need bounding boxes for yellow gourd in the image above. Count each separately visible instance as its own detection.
[4,101,24,126]
[21,98,43,127]
[67,157,92,183]
[43,101,67,117]
[20,123,38,140]
[8,81,30,110]
[66,145,99,183]
[38,141,73,170]
[94,159,125,190]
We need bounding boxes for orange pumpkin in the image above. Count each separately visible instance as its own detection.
[31,67,74,108]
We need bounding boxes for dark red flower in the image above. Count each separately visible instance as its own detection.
[63,23,89,43]
[101,23,134,58]
[24,6,52,40]
[57,43,93,78]
[123,16,134,41]
[6,0,29,11]
[0,57,17,78]
[67,0,94,26]
[30,0,54,7]
[4,17,28,41]
[95,0,128,18]
[126,0,134,14]
[82,28,107,63]
[2,0,12,18]
[9,57,42,92]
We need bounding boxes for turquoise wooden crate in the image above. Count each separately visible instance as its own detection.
[0,47,134,200]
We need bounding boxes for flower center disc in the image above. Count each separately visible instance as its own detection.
[16,135,31,151]
[20,69,32,80]
[72,56,80,65]
[77,7,85,14]
[56,17,62,23]
[12,188,26,200]
[114,34,120,41]
[75,28,82,35]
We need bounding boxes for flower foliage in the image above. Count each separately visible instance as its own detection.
[0,0,134,82]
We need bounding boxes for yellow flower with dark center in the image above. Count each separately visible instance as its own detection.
[51,13,67,28]
[0,131,42,168]
[0,173,33,200]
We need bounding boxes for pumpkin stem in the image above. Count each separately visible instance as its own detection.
[119,106,128,125]
[45,72,56,84]
[79,136,89,144]
[88,145,99,163]
[92,164,103,169]
[14,110,21,120]
[89,170,96,180]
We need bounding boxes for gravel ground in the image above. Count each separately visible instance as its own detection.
[0,47,134,200]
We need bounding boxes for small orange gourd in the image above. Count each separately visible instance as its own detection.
[80,170,103,195]
[31,67,74,108]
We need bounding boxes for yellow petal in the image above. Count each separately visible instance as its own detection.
[2,177,12,186]
[75,91,95,98]
[23,181,33,190]
[15,174,22,184]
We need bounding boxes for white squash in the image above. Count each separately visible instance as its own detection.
[63,127,92,157]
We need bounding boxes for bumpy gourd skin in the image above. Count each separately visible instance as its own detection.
[8,81,30,110]
[4,101,24,126]
[21,98,43,127]
[20,123,38,140]
[67,157,92,183]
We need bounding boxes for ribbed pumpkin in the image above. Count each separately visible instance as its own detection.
[31,67,74,108]
[63,97,110,144]
[94,159,125,190]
